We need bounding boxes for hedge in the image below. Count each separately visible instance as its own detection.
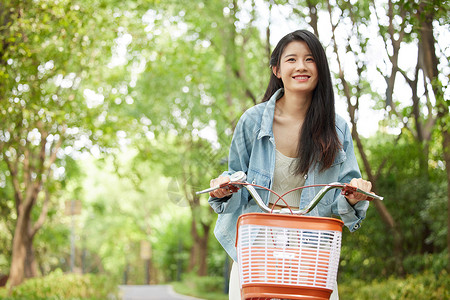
[339,270,450,300]
[0,270,118,300]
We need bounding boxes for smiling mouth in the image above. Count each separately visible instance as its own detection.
[293,75,310,80]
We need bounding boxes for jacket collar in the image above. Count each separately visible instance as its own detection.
[258,88,284,139]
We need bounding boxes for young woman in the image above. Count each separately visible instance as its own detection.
[208,30,372,300]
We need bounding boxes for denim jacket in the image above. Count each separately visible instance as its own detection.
[208,88,369,261]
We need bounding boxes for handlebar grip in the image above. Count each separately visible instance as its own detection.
[196,173,245,195]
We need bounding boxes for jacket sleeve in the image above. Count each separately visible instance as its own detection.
[332,120,370,232]
[208,112,253,214]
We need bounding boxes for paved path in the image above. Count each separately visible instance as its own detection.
[119,285,205,300]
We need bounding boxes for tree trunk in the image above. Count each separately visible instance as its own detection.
[24,231,39,278]
[444,131,450,272]
[7,184,43,289]
[198,223,210,276]
[306,0,319,37]
[188,218,199,273]
[188,217,210,276]
[8,189,46,289]
[5,123,57,289]
[417,2,449,271]
[266,1,272,63]
[8,211,33,288]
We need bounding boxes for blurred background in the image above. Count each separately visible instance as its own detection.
[0,0,449,299]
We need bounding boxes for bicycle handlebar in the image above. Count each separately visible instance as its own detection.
[196,171,384,215]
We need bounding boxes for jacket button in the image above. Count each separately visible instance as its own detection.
[304,174,308,179]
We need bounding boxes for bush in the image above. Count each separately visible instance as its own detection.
[0,270,118,300]
[191,275,224,293]
[402,252,448,275]
[171,273,227,300]
[172,271,450,300]
[339,270,450,300]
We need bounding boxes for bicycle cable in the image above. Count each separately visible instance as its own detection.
[231,182,346,215]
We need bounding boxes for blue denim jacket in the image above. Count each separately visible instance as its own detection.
[208,88,369,261]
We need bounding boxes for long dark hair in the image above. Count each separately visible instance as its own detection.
[262,30,341,174]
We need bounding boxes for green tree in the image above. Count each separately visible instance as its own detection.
[0,0,143,288]
[79,155,164,283]
[126,0,269,276]
[365,0,449,272]
[280,0,448,277]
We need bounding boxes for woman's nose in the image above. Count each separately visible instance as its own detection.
[295,60,306,71]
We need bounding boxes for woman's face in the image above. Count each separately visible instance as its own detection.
[273,40,318,97]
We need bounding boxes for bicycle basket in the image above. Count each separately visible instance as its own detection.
[236,213,343,300]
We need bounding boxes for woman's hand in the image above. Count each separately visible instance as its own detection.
[345,178,373,206]
[209,176,232,198]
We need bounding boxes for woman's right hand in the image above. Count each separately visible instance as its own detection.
[209,176,232,198]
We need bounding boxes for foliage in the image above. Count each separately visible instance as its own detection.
[0,0,150,285]
[340,132,448,281]
[130,0,269,183]
[0,270,118,300]
[173,269,450,300]
[183,272,224,293]
[420,180,448,250]
[122,0,272,277]
[32,220,71,275]
[78,155,170,283]
[171,273,227,300]
[339,270,450,300]
[0,0,128,154]
[402,252,448,276]
[150,206,193,282]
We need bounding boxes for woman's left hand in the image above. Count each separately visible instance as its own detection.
[345,178,373,206]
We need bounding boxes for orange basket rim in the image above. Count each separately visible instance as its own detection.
[237,212,344,224]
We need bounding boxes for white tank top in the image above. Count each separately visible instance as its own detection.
[268,149,306,208]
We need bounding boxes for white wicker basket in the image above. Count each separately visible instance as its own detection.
[236,213,343,300]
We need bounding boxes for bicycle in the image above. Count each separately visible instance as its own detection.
[197,171,383,300]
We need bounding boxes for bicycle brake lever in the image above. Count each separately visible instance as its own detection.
[195,171,247,195]
[229,171,246,182]
[341,184,383,201]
